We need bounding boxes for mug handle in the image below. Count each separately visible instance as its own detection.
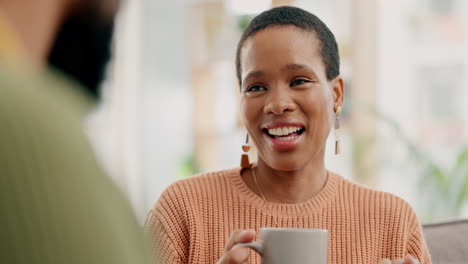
[234,241,264,256]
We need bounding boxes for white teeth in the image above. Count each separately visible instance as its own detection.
[287,127,296,134]
[277,134,299,141]
[267,126,302,136]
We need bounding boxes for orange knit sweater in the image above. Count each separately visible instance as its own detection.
[146,168,431,264]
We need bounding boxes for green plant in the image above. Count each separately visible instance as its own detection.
[177,154,200,179]
[420,148,468,217]
[236,14,255,31]
[352,100,468,220]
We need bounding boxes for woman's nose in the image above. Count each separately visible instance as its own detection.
[263,86,297,115]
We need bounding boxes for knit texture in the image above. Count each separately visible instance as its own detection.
[146,168,431,264]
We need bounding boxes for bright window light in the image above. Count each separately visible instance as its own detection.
[226,0,271,14]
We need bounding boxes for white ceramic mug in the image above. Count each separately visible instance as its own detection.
[236,228,328,264]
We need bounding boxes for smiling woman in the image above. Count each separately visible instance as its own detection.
[239,24,341,172]
[145,6,431,264]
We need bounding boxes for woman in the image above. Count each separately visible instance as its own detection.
[146,6,431,264]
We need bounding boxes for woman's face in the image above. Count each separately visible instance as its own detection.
[239,25,344,171]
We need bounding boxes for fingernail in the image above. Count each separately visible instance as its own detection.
[242,229,255,236]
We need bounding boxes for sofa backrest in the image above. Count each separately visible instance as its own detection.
[423,219,468,264]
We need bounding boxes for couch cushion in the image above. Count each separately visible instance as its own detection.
[423,219,468,264]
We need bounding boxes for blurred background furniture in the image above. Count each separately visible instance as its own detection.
[423,219,468,264]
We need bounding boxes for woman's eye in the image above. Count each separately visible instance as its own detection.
[246,85,266,93]
[290,79,309,86]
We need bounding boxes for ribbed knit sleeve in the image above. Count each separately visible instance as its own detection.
[146,210,184,263]
[146,182,191,264]
[405,210,431,264]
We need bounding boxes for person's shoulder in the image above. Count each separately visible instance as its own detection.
[150,168,239,220]
[0,65,151,264]
[0,64,37,109]
[0,63,94,117]
[336,173,416,217]
[157,168,238,202]
[176,167,238,186]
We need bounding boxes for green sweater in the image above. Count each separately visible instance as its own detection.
[0,64,152,264]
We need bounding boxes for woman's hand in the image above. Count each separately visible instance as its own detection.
[380,255,419,264]
[217,229,256,264]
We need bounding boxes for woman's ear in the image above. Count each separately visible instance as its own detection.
[331,76,344,110]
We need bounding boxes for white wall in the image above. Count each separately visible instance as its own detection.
[140,0,194,215]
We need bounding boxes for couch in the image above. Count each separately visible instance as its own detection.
[423,219,468,264]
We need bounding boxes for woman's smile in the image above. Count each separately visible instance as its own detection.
[262,121,306,151]
[239,25,338,170]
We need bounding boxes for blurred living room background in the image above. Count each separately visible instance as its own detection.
[86,0,468,223]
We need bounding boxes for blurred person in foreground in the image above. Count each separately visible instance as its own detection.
[0,0,152,263]
[146,6,431,264]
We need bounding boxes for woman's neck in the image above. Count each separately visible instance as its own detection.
[0,0,67,67]
[246,157,328,204]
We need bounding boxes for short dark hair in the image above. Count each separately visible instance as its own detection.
[235,6,340,85]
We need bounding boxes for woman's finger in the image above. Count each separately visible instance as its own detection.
[379,259,392,264]
[403,255,419,264]
[218,246,250,264]
[223,230,256,252]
